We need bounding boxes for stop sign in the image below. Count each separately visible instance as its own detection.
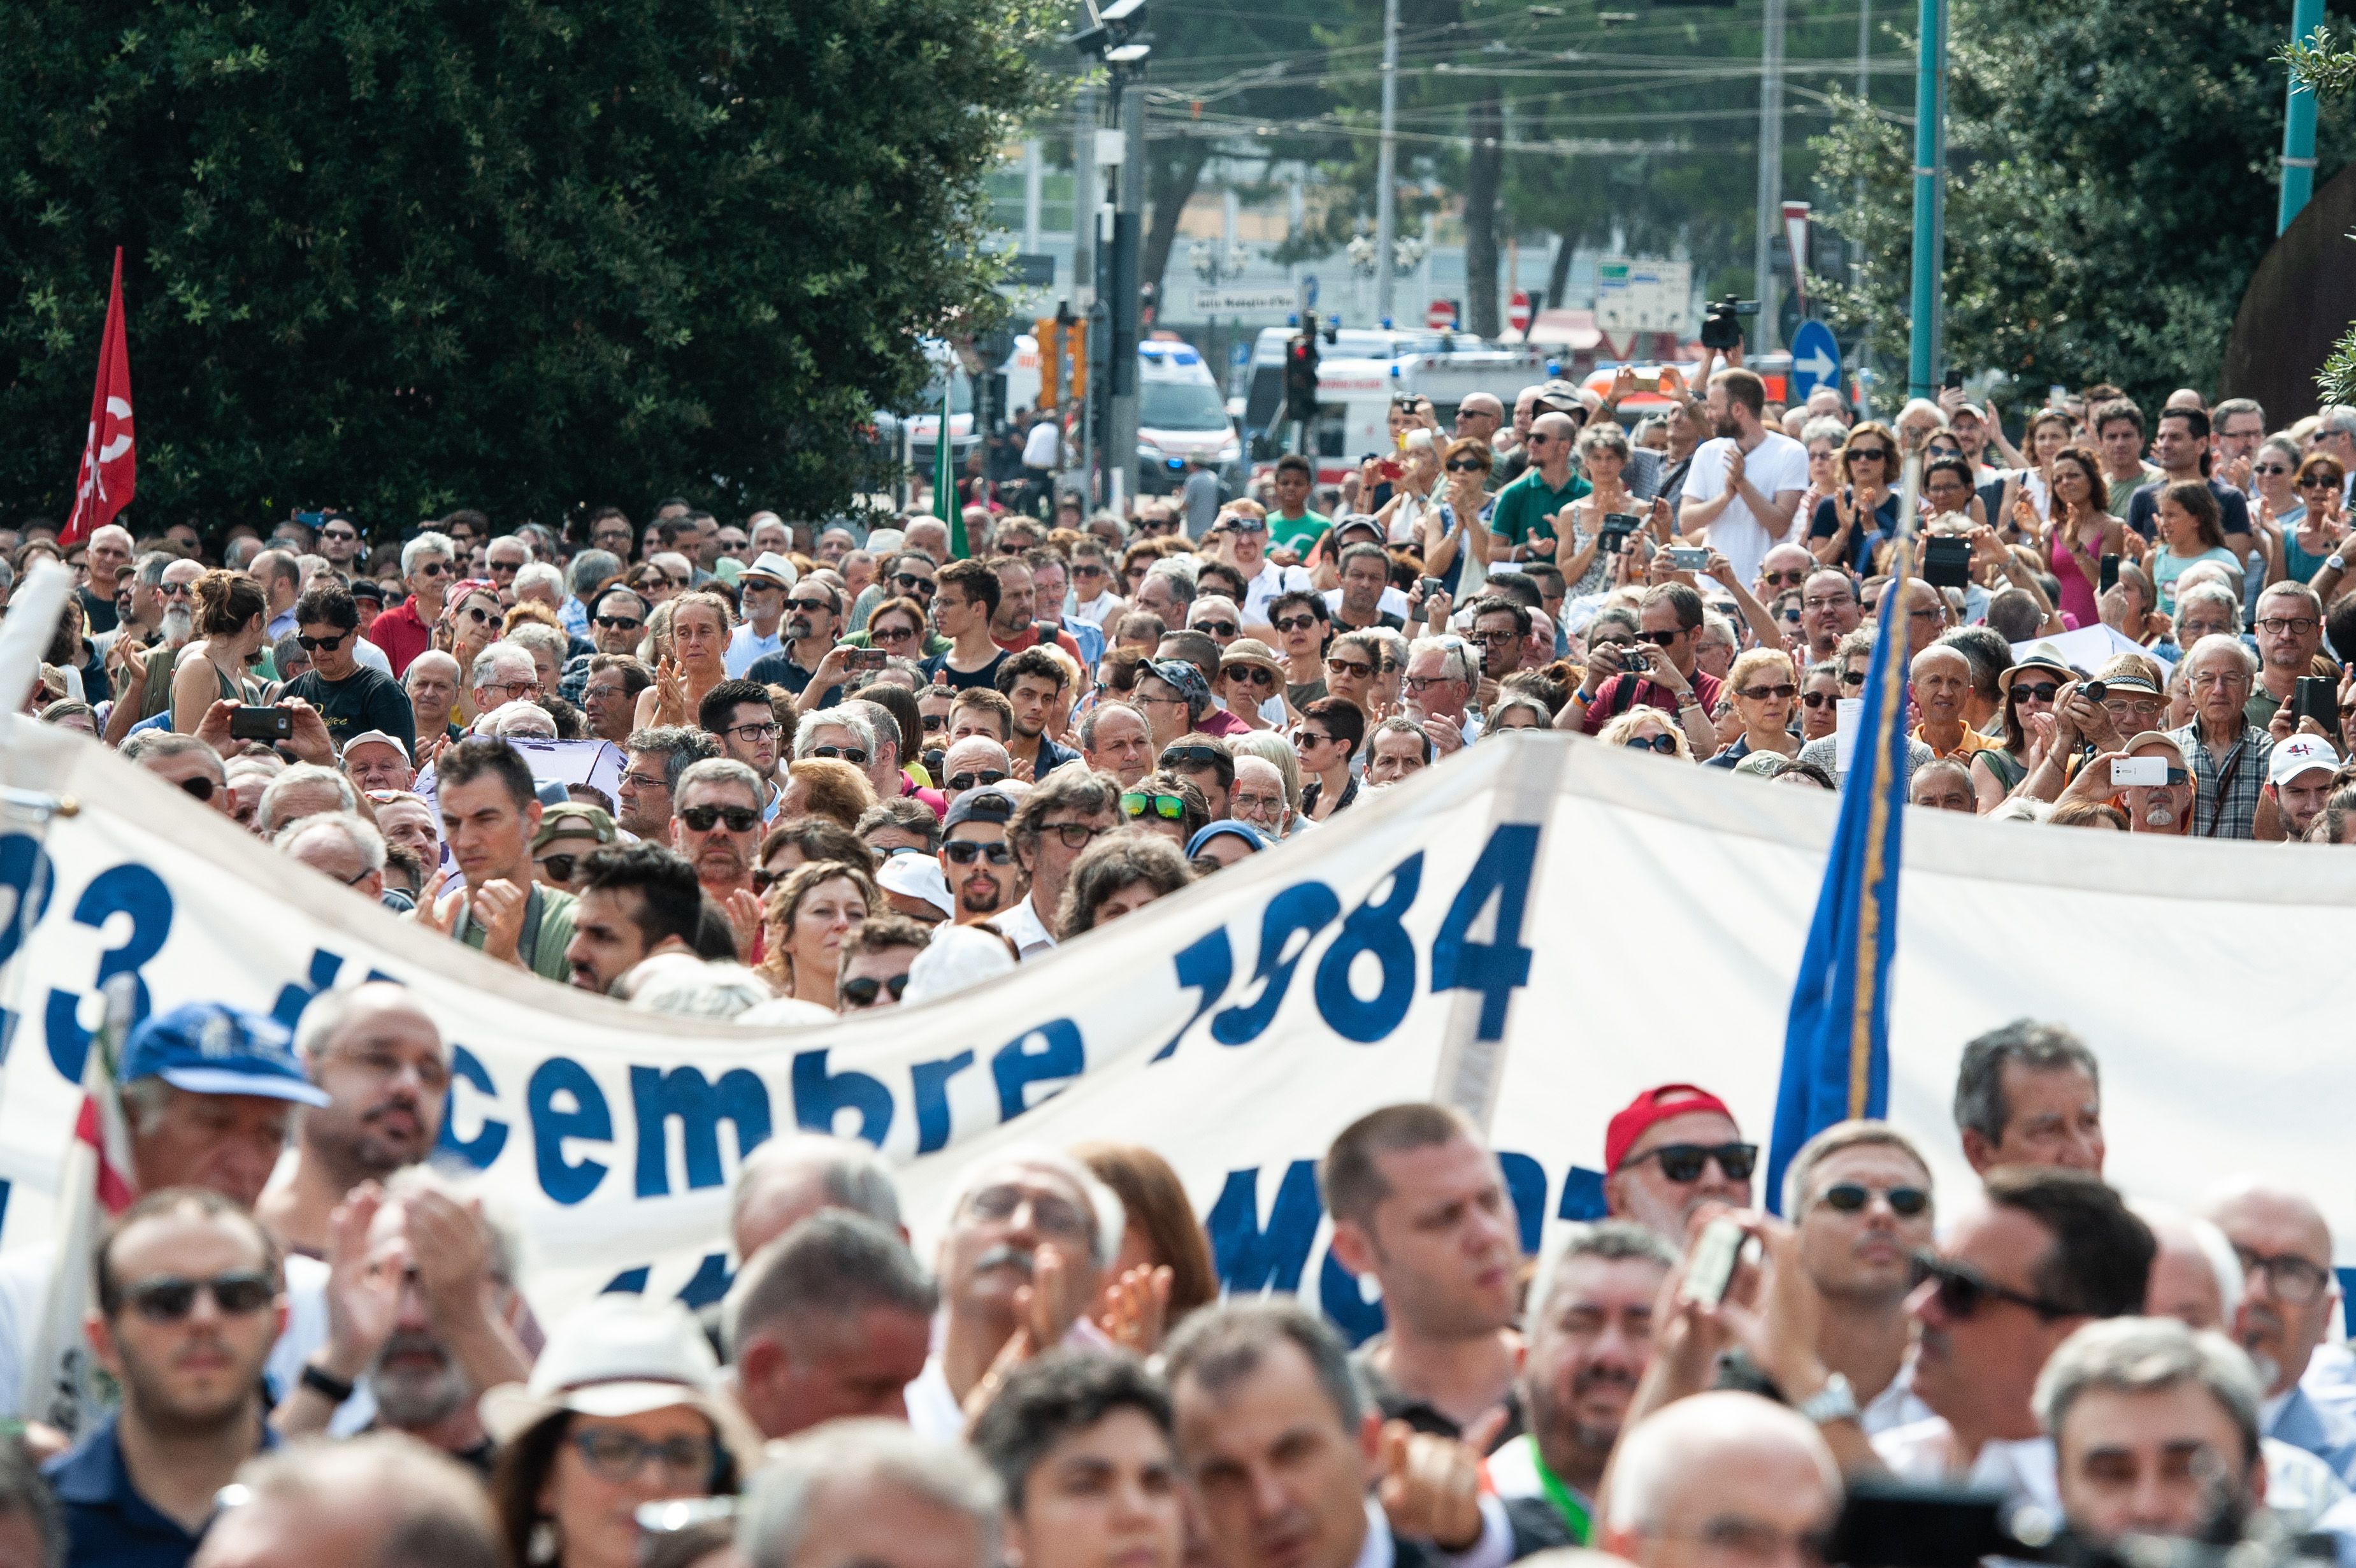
[1426,299,1458,331]
[1508,291,1532,333]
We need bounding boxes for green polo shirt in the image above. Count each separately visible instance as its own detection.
[1268,508,1332,555]
[1488,467,1591,548]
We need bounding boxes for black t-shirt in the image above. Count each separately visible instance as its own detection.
[922,648,1010,691]
[285,665,417,757]
[1809,491,1902,573]
[2125,477,2251,542]
[746,649,842,710]
[78,586,119,637]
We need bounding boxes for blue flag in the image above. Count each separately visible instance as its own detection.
[1765,541,1916,1213]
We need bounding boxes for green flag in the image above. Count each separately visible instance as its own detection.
[933,379,966,559]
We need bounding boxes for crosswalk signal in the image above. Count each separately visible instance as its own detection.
[1282,327,1321,422]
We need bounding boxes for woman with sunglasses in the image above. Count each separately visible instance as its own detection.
[636,591,736,730]
[2280,451,2347,584]
[435,579,506,720]
[1595,707,1693,761]
[1704,648,1801,769]
[1433,437,1496,596]
[1971,654,2070,812]
[1810,422,1901,573]
[1798,659,1843,744]
[758,859,878,1009]
[171,570,269,732]
[1215,640,1287,732]
[2041,447,2123,631]
[1293,696,1365,821]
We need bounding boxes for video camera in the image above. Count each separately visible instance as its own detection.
[1700,293,1760,352]
[1831,1480,2331,1568]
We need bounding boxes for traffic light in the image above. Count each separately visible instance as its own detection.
[1283,326,1320,421]
[1033,316,1088,407]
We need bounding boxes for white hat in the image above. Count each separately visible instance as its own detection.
[901,924,1017,1006]
[875,851,954,917]
[2269,734,2341,786]
[341,730,410,763]
[477,1294,766,1466]
[739,551,799,589]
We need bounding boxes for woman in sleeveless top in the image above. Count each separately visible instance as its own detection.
[171,570,269,732]
[1971,653,2070,812]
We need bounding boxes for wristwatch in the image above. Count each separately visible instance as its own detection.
[1795,1370,1860,1427]
[2329,554,2346,575]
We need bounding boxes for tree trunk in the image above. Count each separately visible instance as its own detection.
[1463,94,1504,336]
[1142,141,1213,322]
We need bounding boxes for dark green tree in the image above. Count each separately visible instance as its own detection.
[1,0,1061,531]
[1812,0,2353,409]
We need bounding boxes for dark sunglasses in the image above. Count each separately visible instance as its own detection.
[944,839,1014,865]
[2252,463,2293,476]
[1634,629,1680,646]
[296,631,349,652]
[415,560,453,577]
[1841,669,1867,686]
[920,714,948,732]
[1739,683,1797,701]
[1909,1250,2077,1320]
[537,853,582,882]
[1445,458,1487,473]
[1622,733,1679,754]
[1195,619,1239,637]
[1818,1182,1930,1217]
[679,804,760,833]
[1274,615,1320,633]
[946,770,1009,791]
[119,1269,275,1323]
[1848,447,1891,461]
[1799,690,1834,708]
[893,573,937,593]
[1760,570,1808,587]
[1121,791,1187,821]
[2009,682,2060,704]
[594,615,643,631]
[1622,1141,1758,1183]
[178,775,217,803]
[459,606,496,626]
[1225,666,1275,689]
[1326,658,1375,679]
[2300,477,2343,491]
[809,745,868,765]
[840,973,912,1008]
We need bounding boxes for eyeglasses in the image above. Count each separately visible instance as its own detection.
[1622,733,1679,753]
[1038,821,1110,850]
[2185,672,2249,692]
[2009,682,2060,705]
[1121,791,1187,821]
[620,770,669,793]
[808,745,869,765]
[1620,1142,1758,1182]
[593,615,643,631]
[2233,1244,2333,1306]
[415,560,452,577]
[536,852,583,882]
[2257,616,2320,637]
[1818,1183,1930,1218]
[296,631,349,652]
[1074,563,1108,579]
[945,770,1009,791]
[1738,683,1797,701]
[477,678,536,702]
[1326,657,1375,679]
[720,720,780,744]
[1802,594,1853,612]
[678,804,760,833]
[840,973,912,1009]
[1404,674,1460,694]
[943,839,1014,865]
[1909,1250,2078,1321]
[965,1183,1091,1239]
[117,1269,276,1323]
[1468,631,1517,648]
[570,1430,717,1483]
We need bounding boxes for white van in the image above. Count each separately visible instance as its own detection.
[1000,335,1242,495]
[870,338,975,467]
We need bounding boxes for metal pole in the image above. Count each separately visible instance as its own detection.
[1375,0,1401,327]
[1906,0,1946,398]
[2280,0,2327,233]
[1073,82,1099,506]
[1855,0,1873,417]
[1753,0,1787,351]
[1107,68,1145,514]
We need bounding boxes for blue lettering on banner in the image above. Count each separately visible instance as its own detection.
[1151,929,1233,1061]
[0,833,57,1059]
[601,1265,651,1294]
[439,1046,510,1169]
[45,863,174,1082]
[1207,1161,1321,1291]
[528,1057,612,1204]
[1212,883,1340,1046]
[791,1048,893,1146]
[1558,1166,1607,1221]
[270,948,351,1032]
[1430,824,1539,1039]
[911,1051,977,1153]
[1314,853,1422,1042]
[991,1020,1086,1119]
[675,1252,735,1309]
[631,1065,773,1197]
[1498,1152,1547,1254]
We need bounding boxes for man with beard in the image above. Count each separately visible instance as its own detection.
[1783,1121,1938,1433]
[1323,1106,1523,1444]
[103,556,207,735]
[747,575,844,703]
[1489,1222,1676,1541]
[700,679,788,819]
[564,844,708,994]
[1679,367,1810,589]
[939,788,1024,927]
[617,726,718,842]
[274,1171,531,1469]
[1600,1084,1754,1245]
[2204,1179,2356,1481]
[259,985,450,1260]
[670,758,766,937]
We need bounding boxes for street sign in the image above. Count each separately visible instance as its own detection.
[1189,288,1300,315]
[1508,291,1532,334]
[1426,299,1458,330]
[1788,319,1842,401]
[1595,257,1693,334]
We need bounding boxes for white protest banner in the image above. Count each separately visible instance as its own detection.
[4,717,2353,1350]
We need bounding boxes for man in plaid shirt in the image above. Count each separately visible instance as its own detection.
[2168,635,2274,840]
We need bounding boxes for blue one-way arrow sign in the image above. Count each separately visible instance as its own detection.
[1788,318,1841,401]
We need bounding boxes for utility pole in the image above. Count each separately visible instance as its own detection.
[1854,0,1873,416]
[1375,0,1401,327]
[2280,0,2327,232]
[1106,55,1147,514]
[1906,0,1948,397]
[1753,0,1787,351]
[1073,82,1100,505]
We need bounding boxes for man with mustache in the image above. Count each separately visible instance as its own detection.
[2204,1179,2356,1482]
[1490,1221,1676,1541]
[1784,1121,1939,1434]
[259,985,452,1260]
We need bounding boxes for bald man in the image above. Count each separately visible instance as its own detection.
[1600,1392,1841,1568]
[1909,644,1990,763]
[2205,1180,2356,1483]
[1487,411,1590,566]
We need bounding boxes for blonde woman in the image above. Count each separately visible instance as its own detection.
[1705,648,1800,768]
[758,859,879,1008]
[1595,706,1693,760]
[635,590,735,730]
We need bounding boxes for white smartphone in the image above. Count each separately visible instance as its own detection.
[1679,1217,1748,1307]
[2109,756,2171,788]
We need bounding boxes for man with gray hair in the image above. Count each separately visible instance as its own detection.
[1133,557,1199,629]
[2203,1179,2356,1483]
[905,1146,1124,1443]
[740,1418,1000,1568]
[468,640,540,717]
[368,531,457,677]
[1403,635,1480,757]
[733,1133,905,1261]
[1600,1392,1840,1568]
[257,763,359,836]
[194,1431,501,1568]
[2169,633,2272,838]
[1955,1018,2105,1179]
[123,731,236,818]
[78,522,136,635]
[401,650,461,756]
[563,548,621,639]
[2036,1316,2268,1547]
[619,724,719,839]
[670,756,766,915]
[275,811,391,904]
[727,1211,937,1440]
[993,768,1124,958]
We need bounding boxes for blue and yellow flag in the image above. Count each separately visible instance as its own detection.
[1765,538,1916,1211]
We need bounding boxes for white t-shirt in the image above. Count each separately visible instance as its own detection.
[1241,560,1313,626]
[1683,429,1811,587]
[1022,422,1061,471]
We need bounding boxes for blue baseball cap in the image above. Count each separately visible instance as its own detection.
[1186,819,1268,858]
[120,1003,331,1107]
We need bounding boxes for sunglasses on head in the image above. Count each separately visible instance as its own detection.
[594,615,643,631]
[840,973,912,1008]
[944,838,1014,865]
[1909,1250,2076,1320]
[679,804,759,833]
[1818,1182,1930,1217]
[296,631,348,652]
[1161,745,1226,769]
[1622,1141,1758,1182]
[1121,791,1186,821]
[116,1269,275,1324]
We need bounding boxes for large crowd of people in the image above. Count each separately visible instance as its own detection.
[4,366,2355,1568]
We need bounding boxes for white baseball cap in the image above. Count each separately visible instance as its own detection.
[2269,734,2341,786]
[875,851,955,917]
[477,1294,765,1467]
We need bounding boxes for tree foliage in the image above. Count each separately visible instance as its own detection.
[0,0,1061,529]
[1812,0,2352,410]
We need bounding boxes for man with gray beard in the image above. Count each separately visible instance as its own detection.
[272,1169,533,1468]
[101,555,207,737]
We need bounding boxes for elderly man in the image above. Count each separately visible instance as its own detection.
[78,523,136,634]
[724,552,796,677]
[580,654,649,746]
[2250,581,2327,730]
[257,983,450,1260]
[275,811,391,904]
[1754,542,1816,607]
[733,1132,905,1261]
[2168,635,2273,838]
[1188,594,1244,651]
[467,640,539,720]
[2204,1179,2356,1481]
[586,586,649,657]
[1599,1393,1841,1568]
[1488,411,1590,565]
[1909,644,1993,762]
[671,756,766,917]
[1872,1167,2152,1506]
[1491,1222,1676,1540]
[728,1212,937,1440]
[1133,659,1215,750]
[1230,753,1293,837]
[257,763,359,837]
[124,731,236,817]
[1783,1121,1939,1433]
[1455,392,1505,447]
[401,651,461,755]
[1324,1106,1522,1441]
[1404,636,1479,758]
[995,769,1122,958]
[340,730,413,794]
[749,575,845,701]
[1955,1018,2105,1178]
[938,735,1016,806]
[1079,701,1156,788]
[2087,729,2200,835]
[904,1146,1120,1441]
[1601,1082,1753,1245]
[617,724,717,840]
[367,532,456,677]
[740,1420,1000,1568]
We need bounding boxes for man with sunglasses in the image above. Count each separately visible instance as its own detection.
[938,735,1016,808]
[1218,506,1313,627]
[991,770,1122,958]
[1568,582,1722,759]
[722,552,798,678]
[1602,1084,1754,1245]
[1784,1122,1939,1435]
[2203,1180,2356,1483]
[1874,1167,2153,1504]
[749,575,848,708]
[835,916,932,1012]
[280,585,416,760]
[365,531,457,679]
[670,758,767,940]
[938,788,1025,928]
[124,732,238,819]
[586,586,649,658]
[1487,412,1590,566]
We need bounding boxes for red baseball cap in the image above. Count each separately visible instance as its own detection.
[1605,1083,1737,1173]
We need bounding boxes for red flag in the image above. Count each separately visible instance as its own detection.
[62,247,136,547]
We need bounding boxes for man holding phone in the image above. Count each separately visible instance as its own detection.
[747,577,845,705]
[2247,581,2329,731]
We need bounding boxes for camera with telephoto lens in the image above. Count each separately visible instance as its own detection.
[1700,294,1760,351]
[1830,1479,2331,1568]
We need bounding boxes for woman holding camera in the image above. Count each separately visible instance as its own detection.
[1559,424,1662,598]
[171,570,268,732]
